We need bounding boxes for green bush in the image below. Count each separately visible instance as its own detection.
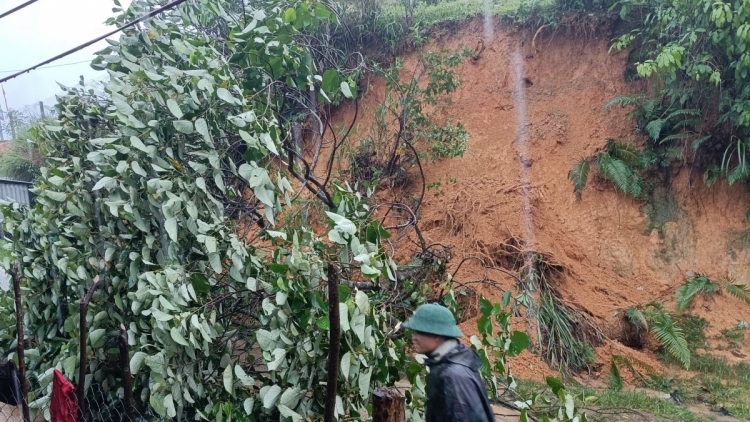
[0,139,42,182]
[610,0,750,187]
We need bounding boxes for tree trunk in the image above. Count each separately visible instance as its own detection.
[77,276,100,419]
[10,265,30,422]
[322,263,340,422]
[117,325,136,421]
[372,388,405,422]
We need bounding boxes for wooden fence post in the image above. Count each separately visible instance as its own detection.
[372,388,405,422]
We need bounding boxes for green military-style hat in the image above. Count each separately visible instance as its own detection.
[403,303,464,338]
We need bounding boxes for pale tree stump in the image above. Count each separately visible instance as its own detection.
[372,388,405,422]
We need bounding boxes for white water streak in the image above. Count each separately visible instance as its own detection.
[512,49,534,258]
[512,48,542,347]
[483,0,494,41]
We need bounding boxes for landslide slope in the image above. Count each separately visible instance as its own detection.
[338,17,750,379]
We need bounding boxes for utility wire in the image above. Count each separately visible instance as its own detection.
[0,0,190,84]
[0,0,39,20]
[0,60,92,74]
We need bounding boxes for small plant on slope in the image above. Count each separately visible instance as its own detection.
[626,301,691,369]
[675,275,719,314]
[569,138,653,200]
[568,157,590,201]
[571,93,705,201]
[609,354,661,390]
[675,274,750,314]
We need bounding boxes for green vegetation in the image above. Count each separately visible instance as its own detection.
[0,140,42,182]
[644,353,750,420]
[516,345,750,420]
[514,379,703,421]
[2,1,411,419]
[0,110,44,181]
[570,138,655,200]
[721,324,747,349]
[609,0,750,188]
[518,252,598,373]
[614,280,750,419]
[674,275,750,314]
[623,275,750,372]
[690,355,750,419]
[586,388,701,421]
[569,0,750,237]
[626,302,692,369]
[347,46,470,190]
[463,293,588,421]
[334,0,526,58]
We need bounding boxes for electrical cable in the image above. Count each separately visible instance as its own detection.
[0,0,189,84]
[0,0,39,21]
[0,60,92,74]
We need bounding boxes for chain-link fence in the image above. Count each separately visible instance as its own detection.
[0,357,172,422]
[0,401,23,422]
[0,387,159,422]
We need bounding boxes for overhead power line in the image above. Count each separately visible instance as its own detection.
[0,0,190,84]
[0,60,93,74]
[0,0,39,20]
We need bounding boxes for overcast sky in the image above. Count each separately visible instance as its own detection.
[0,0,132,111]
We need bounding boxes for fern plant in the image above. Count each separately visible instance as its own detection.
[626,306,648,332]
[675,276,719,314]
[609,359,623,391]
[606,95,658,122]
[650,310,690,369]
[568,157,590,201]
[568,139,652,200]
[572,95,704,201]
[723,280,750,305]
[624,301,691,369]
[622,277,750,374]
[675,275,750,314]
[610,354,661,390]
[606,95,701,152]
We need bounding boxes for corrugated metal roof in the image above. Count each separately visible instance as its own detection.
[0,178,33,207]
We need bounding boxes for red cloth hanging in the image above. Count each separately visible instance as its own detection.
[50,369,79,422]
